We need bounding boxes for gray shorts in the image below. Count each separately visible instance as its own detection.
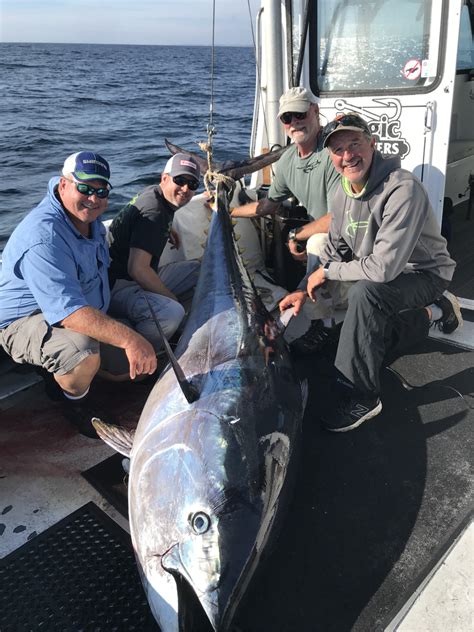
[0,313,99,376]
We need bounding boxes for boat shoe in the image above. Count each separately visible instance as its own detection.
[431,291,463,334]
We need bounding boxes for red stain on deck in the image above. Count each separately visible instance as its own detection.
[2,379,154,456]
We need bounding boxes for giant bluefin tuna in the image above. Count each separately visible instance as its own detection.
[94,145,306,631]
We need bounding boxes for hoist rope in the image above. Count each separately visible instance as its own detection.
[200,1,271,200]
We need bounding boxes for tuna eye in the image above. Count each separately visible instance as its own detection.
[190,511,211,534]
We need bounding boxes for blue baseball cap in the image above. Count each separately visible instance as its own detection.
[62,151,112,186]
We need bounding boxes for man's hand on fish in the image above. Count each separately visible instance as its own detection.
[279,290,307,316]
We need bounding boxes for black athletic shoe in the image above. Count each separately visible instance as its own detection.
[322,390,382,433]
[290,320,338,356]
[61,395,113,439]
[431,291,463,334]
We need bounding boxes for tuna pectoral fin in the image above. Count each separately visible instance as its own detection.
[91,418,133,457]
[142,292,199,404]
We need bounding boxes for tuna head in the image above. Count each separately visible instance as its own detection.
[129,407,288,632]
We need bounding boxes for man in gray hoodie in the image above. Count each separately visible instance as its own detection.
[279,113,462,432]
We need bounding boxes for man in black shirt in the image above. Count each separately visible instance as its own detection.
[107,153,200,358]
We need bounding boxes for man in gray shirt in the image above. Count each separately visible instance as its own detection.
[280,113,461,432]
[232,87,340,273]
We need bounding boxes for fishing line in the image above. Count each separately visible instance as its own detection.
[385,365,474,412]
[197,0,217,198]
[200,4,240,199]
[208,0,216,134]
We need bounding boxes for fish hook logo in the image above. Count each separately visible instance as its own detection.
[334,98,411,160]
[346,211,369,239]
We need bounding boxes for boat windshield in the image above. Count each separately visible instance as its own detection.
[457,2,474,71]
[311,0,444,93]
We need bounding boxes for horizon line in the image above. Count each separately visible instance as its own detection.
[0,41,253,48]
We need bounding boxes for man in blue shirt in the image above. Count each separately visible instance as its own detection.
[0,151,157,437]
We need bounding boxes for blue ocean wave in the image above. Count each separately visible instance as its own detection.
[0,43,255,251]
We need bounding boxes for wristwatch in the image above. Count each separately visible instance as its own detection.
[323,261,331,278]
[288,228,299,242]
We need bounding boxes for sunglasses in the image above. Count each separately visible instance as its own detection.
[323,114,371,138]
[173,175,199,191]
[279,110,309,125]
[68,179,110,199]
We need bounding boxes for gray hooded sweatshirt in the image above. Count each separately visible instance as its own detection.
[322,151,455,283]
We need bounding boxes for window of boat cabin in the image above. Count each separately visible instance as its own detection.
[456,2,473,72]
[309,0,445,94]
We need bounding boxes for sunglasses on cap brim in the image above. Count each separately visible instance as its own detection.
[323,114,371,140]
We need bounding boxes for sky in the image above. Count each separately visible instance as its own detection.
[0,0,262,47]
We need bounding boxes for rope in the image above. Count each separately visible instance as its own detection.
[196,139,235,196]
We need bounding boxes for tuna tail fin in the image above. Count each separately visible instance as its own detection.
[91,418,134,457]
[164,139,289,181]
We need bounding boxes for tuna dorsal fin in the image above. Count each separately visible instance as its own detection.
[164,139,289,181]
[91,418,134,457]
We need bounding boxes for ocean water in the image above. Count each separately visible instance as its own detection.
[0,43,255,251]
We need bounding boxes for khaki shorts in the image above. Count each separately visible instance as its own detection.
[0,313,99,375]
[1,312,142,377]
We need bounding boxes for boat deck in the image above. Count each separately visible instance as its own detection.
[1,319,472,631]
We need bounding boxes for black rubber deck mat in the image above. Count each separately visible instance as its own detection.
[82,453,129,520]
[0,502,158,632]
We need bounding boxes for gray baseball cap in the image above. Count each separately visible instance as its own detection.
[163,153,200,182]
[277,87,319,118]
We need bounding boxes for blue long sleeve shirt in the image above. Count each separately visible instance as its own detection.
[0,177,110,328]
